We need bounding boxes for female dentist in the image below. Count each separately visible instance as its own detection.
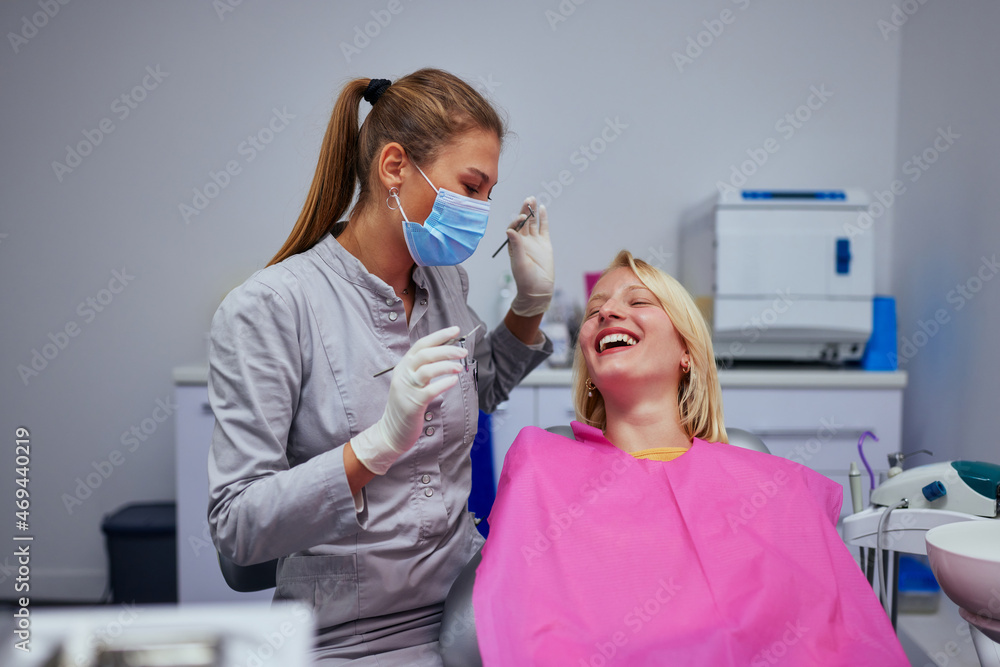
[207,68,554,666]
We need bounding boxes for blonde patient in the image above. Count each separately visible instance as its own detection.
[574,249,726,457]
[458,249,909,666]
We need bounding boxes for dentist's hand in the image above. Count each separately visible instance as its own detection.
[352,326,467,475]
[507,197,554,318]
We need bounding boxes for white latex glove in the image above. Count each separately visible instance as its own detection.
[352,326,467,475]
[507,196,555,317]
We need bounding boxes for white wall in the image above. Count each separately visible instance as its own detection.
[891,0,1000,464]
[1,0,907,600]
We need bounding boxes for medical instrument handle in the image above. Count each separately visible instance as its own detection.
[373,324,482,378]
[492,204,534,258]
[353,326,467,475]
[886,448,933,468]
[849,461,864,514]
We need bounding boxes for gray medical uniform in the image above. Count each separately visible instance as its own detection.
[207,232,551,665]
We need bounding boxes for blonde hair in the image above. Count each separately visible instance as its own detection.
[268,68,506,266]
[572,250,728,444]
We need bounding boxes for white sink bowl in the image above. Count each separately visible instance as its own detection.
[925,520,1000,642]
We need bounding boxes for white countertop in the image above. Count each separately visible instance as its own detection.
[174,365,907,389]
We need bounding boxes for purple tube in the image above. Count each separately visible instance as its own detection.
[858,431,879,491]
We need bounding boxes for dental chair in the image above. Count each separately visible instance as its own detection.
[438,427,770,666]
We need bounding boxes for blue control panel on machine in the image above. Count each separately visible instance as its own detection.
[741,190,847,200]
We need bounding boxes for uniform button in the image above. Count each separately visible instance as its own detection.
[424,411,433,421]
[421,474,431,484]
[424,426,435,436]
[424,488,434,497]
[385,297,394,306]
[388,311,398,321]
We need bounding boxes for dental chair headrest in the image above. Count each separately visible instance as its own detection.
[726,428,771,455]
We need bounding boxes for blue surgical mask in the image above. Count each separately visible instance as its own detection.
[390,164,491,266]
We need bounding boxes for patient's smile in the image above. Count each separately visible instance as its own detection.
[597,329,639,353]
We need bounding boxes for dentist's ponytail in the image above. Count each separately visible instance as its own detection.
[268,69,506,266]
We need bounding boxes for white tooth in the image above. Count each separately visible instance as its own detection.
[599,333,639,352]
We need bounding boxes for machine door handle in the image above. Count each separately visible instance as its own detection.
[836,238,851,275]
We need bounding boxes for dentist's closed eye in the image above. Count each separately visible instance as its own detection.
[465,184,491,200]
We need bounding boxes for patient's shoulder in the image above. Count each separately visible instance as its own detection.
[698,439,843,522]
[502,424,617,475]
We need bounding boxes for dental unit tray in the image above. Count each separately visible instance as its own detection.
[842,460,1000,554]
[841,508,993,555]
[872,461,1000,518]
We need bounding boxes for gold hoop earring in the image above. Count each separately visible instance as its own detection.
[682,361,691,374]
[585,378,597,397]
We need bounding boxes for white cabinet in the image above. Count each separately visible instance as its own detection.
[721,384,902,519]
[490,368,907,520]
[174,373,273,604]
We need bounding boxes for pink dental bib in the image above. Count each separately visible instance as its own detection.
[472,422,908,666]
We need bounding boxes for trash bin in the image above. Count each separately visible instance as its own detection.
[101,502,177,603]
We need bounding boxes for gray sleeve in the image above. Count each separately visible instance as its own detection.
[475,323,552,413]
[207,275,367,566]
[454,267,553,413]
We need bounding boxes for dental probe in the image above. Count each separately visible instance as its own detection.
[491,205,534,258]
[372,324,483,378]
